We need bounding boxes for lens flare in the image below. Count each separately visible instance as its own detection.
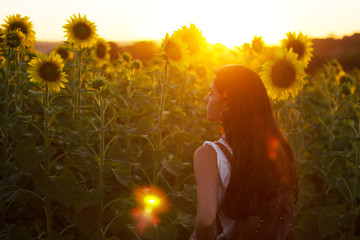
[131,185,169,234]
[268,137,280,161]
[144,195,160,207]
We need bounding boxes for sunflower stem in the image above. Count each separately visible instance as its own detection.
[2,47,11,178]
[180,72,186,110]
[98,91,105,232]
[154,58,168,185]
[44,83,53,235]
[352,136,360,215]
[45,196,53,235]
[125,69,133,127]
[75,47,82,129]
[44,84,50,147]
[14,49,19,111]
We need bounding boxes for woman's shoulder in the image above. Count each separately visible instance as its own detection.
[193,144,217,166]
[194,144,216,160]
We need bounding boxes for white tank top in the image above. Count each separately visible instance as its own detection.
[203,137,236,239]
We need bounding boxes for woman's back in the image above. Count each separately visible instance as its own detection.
[191,65,298,240]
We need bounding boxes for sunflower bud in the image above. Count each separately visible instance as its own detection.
[0,28,4,43]
[90,76,106,91]
[122,52,132,62]
[5,30,25,49]
[339,74,353,86]
[131,59,142,70]
[341,83,351,95]
[196,66,207,78]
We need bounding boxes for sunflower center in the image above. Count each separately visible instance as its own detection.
[96,44,107,59]
[9,21,28,35]
[287,40,305,59]
[270,60,296,88]
[5,31,23,48]
[165,41,181,61]
[39,62,60,83]
[183,34,199,55]
[57,48,69,60]
[72,22,92,40]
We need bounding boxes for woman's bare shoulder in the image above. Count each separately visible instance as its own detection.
[193,144,217,166]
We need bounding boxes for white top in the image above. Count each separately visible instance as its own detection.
[203,137,236,240]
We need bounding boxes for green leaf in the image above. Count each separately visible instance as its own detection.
[318,205,354,239]
[112,165,132,186]
[9,224,32,240]
[142,223,178,240]
[341,119,355,128]
[295,214,319,240]
[28,89,43,98]
[46,231,71,240]
[33,168,75,207]
[0,182,25,205]
[175,212,194,229]
[107,236,120,240]
[161,158,184,177]
[73,187,103,214]
[14,141,56,172]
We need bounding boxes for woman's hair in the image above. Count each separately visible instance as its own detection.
[213,65,298,219]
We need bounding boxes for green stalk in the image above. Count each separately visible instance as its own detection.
[98,92,105,232]
[155,59,169,151]
[45,197,52,235]
[352,141,360,214]
[75,47,82,129]
[44,84,49,147]
[153,59,168,185]
[180,73,186,110]
[125,69,133,127]
[3,48,11,177]
[44,83,52,234]
[14,49,19,110]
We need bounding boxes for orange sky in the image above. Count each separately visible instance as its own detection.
[1,0,360,47]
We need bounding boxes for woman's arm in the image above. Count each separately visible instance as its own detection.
[193,144,219,240]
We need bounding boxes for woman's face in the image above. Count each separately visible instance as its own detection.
[204,81,225,121]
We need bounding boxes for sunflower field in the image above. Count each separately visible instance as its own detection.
[0,13,360,240]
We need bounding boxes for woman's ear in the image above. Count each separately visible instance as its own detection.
[224,102,230,111]
[220,90,229,100]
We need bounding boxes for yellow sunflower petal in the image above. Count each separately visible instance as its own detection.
[52,43,74,61]
[4,29,25,49]
[2,14,36,47]
[27,52,67,92]
[252,35,265,53]
[260,48,306,101]
[281,31,313,66]
[63,13,98,49]
[92,38,109,62]
[173,23,207,56]
[160,33,190,72]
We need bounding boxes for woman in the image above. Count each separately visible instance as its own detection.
[190,65,298,240]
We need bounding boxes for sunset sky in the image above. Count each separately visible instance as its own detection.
[1,0,359,47]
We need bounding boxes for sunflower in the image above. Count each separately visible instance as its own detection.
[160,33,190,71]
[53,43,73,61]
[260,48,306,101]
[251,35,265,53]
[173,23,206,56]
[4,29,25,49]
[0,28,4,43]
[63,13,98,49]
[2,14,36,47]
[93,38,109,62]
[281,31,313,66]
[28,52,67,92]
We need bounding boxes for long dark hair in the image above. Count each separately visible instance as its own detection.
[214,65,298,219]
